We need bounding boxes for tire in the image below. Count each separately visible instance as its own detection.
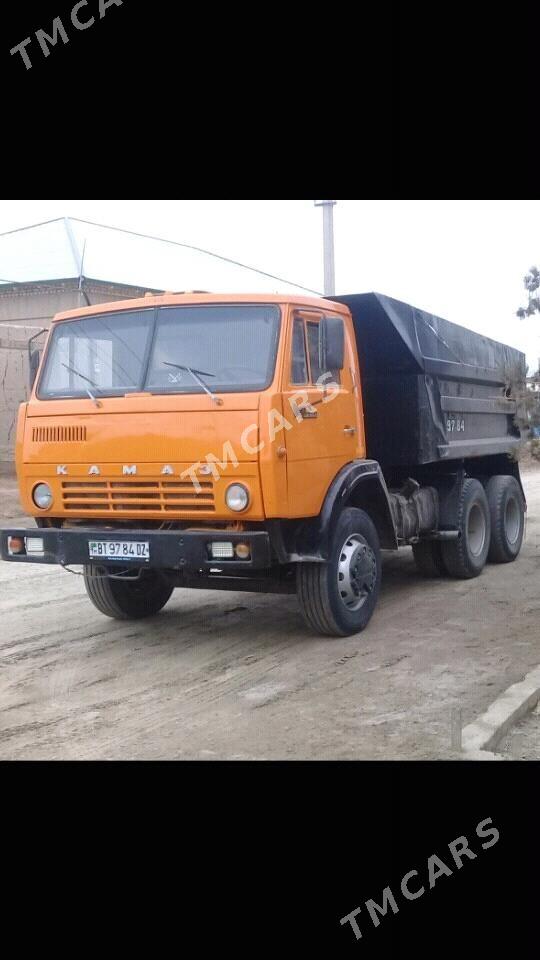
[412,541,447,578]
[296,508,382,637]
[83,567,174,620]
[441,478,491,579]
[486,475,525,564]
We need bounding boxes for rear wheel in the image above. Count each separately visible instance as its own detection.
[83,567,174,620]
[486,475,525,564]
[412,540,447,577]
[297,508,382,637]
[441,478,491,579]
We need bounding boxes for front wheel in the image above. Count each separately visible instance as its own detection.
[83,567,174,620]
[297,508,382,637]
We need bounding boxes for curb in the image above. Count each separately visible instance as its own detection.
[462,665,540,756]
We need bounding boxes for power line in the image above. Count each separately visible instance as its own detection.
[0,217,65,238]
[70,217,322,295]
[0,215,322,296]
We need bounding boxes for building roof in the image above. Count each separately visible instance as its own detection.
[0,276,161,299]
[0,218,319,296]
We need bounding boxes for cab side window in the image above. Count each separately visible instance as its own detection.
[307,320,342,387]
[291,318,308,384]
[307,322,323,384]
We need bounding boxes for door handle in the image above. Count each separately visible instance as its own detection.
[343,426,356,436]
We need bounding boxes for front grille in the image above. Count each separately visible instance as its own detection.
[33,426,87,443]
[61,480,215,514]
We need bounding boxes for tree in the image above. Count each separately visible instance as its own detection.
[514,267,540,457]
[517,266,540,319]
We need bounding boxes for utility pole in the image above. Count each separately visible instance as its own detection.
[314,200,337,296]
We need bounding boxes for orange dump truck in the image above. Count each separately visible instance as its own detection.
[0,292,526,636]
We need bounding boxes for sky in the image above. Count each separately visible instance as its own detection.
[1,199,538,372]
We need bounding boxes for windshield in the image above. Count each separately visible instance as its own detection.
[38,304,281,400]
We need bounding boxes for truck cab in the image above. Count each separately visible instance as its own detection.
[1,292,527,637]
[14,293,364,523]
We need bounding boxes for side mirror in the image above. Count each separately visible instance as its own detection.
[29,350,41,389]
[28,328,47,391]
[320,316,345,372]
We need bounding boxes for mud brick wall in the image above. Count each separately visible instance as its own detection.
[0,326,42,473]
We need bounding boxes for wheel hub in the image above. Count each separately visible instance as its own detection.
[505,495,521,545]
[467,503,487,557]
[337,535,377,612]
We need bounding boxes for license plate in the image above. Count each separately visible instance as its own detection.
[88,541,150,561]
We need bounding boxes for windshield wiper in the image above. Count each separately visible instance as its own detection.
[61,362,102,408]
[162,363,223,406]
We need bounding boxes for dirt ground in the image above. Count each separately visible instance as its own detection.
[0,478,23,521]
[0,467,539,761]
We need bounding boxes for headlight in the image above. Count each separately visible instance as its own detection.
[33,483,53,509]
[225,483,250,513]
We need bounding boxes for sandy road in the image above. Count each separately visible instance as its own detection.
[0,470,539,760]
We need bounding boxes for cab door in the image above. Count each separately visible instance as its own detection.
[283,309,363,518]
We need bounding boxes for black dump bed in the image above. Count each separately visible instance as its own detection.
[331,293,525,469]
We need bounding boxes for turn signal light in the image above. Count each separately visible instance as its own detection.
[8,537,25,555]
[234,543,251,560]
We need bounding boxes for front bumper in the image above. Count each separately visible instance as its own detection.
[0,528,272,575]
